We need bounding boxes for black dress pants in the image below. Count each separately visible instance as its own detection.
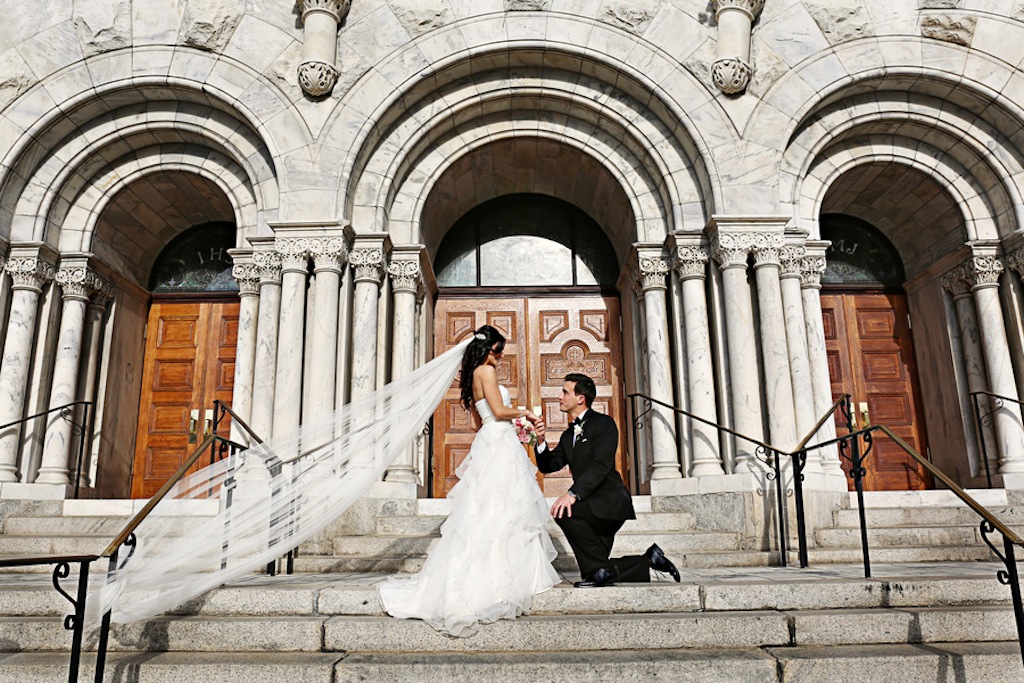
[555,500,650,582]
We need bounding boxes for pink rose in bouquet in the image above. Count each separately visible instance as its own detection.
[513,416,537,447]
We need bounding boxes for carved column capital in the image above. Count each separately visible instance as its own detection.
[1006,247,1024,279]
[309,237,348,273]
[711,232,751,270]
[941,264,973,298]
[713,0,765,20]
[275,238,310,273]
[54,266,101,301]
[388,258,424,297]
[779,245,807,278]
[967,254,1004,289]
[751,233,785,268]
[800,256,827,288]
[90,279,116,308]
[350,247,386,285]
[299,0,351,22]
[6,256,55,292]
[232,263,262,295]
[636,254,671,292]
[254,249,283,284]
[672,245,711,281]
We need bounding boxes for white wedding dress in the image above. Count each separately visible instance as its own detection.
[377,385,560,636]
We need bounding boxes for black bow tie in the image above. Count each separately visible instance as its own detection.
[572,417,584,426]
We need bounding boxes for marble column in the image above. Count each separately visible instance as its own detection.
[800,244,842,477]
[670,236,723,476]
[753,237,798,451]
[349,235,390,400]
[274,238,310,439]
[249,244,282,440]
[0,252,55,482]
[711,234,763,471]
[307,238,346,423]
[76,282,113,487]
[965,249,1024,473]
[634,248,681,483]
[385,248,425,483]
[942,263,999,479]
[229,258,260,445]
[780,243,818,461]
[37,262,102,485]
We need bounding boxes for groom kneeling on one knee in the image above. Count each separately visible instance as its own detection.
[534,373,681,588]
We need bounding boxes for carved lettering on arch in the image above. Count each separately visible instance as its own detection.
[487,312,517,341]
[542,341,610,385]
[579,310,609,341]
[447,313,475,344]
[540,311,569,342]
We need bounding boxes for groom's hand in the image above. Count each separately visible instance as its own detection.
[535,418,546,441]
[551,493,575,519]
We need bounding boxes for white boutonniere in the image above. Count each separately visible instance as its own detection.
[573,421,584,440]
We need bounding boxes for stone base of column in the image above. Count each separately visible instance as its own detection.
[0,482,77,500]
[32,469,71,486]
[384,466,418,485]
[366,479,418,500]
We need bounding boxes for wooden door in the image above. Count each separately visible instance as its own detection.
[131,300,239,498]
[822,293,930,490]
[432,295,626,498]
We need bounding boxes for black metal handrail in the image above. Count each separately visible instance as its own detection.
[0,400,95,498]
[629,391,849,567]
[969,390,1024,488]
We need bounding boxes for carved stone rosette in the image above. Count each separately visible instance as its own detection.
[6,256,55,292]
[297,0,351,97]
[54,267,101,301]
[673,245,711,281]
[387,259,424,297]
[232,263,261,295]
[309,237,348,273]
[350,247,386,285]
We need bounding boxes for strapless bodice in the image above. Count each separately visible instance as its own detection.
[475,385,512,424]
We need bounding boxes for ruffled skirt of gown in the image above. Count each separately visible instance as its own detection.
[377,420,559,636]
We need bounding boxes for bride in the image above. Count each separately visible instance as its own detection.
[377,325,561,636]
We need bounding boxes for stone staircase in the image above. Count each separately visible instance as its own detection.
[1,492,1024,680]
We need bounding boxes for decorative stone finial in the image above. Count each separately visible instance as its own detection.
[711,0,764,95]
[297,0,352,97]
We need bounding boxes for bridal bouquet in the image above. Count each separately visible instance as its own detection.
[513,416,538,447]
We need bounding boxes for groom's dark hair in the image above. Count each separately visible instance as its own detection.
[565,373,596,407]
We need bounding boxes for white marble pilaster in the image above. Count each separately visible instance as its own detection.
[74,283,113,488]
[669,234,723,477]
[349,234,390,400]
[229,256,260,445]
[0,245,10,355]
[710,231,763,471]
[753,237,798,451]
[273,237,310,439]
[37,261,102,485]
[385,246,426,484]
[964,248,1024,473]
[308,237,347,423]
[634,246,681,487]
[800,244,842,479]
[942,264,999,480]
[249,242,282,440]
[780,241,818,466]
[0,250,56,482]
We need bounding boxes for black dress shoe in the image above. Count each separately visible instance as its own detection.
[574,567,617,588]
[646,543,681,582]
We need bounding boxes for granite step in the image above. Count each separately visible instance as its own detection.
[805,545,995,564]
[814,525,983,548]
[2,644,1018,683]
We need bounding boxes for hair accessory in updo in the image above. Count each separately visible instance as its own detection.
[474,332,486,340]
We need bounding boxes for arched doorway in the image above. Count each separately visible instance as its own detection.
[430,194,627,498]
[130,222,239,498]
[820,214,932,490]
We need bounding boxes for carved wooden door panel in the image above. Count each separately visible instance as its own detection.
[822,293,930,490]
[431,298,528,497]
[526,296,626,497]
[432,295,626,498]
[131,301,238,498]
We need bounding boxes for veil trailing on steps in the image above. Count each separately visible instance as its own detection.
[84,338,471,630]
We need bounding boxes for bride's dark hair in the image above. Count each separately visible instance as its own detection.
[459,325,506,411]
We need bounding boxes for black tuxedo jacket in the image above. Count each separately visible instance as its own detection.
[536,410,636,521]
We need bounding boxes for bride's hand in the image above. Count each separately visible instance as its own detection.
[520,409,538,423]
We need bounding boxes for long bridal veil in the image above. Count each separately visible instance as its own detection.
[84,338,471,630]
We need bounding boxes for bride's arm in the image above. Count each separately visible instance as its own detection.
[469,406,482,432]
[474,365,536,422]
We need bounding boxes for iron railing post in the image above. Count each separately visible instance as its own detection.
[773,449,788,567]
[1002,536,1024,669]
[792,448,809,568]
[849,428,871,579]
[63,560,90,683]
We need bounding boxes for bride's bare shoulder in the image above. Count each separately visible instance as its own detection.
[473,364,496,379]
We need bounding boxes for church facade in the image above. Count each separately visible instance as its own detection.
[1,0,1023,512]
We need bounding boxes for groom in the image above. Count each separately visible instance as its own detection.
[535,373,681,588]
